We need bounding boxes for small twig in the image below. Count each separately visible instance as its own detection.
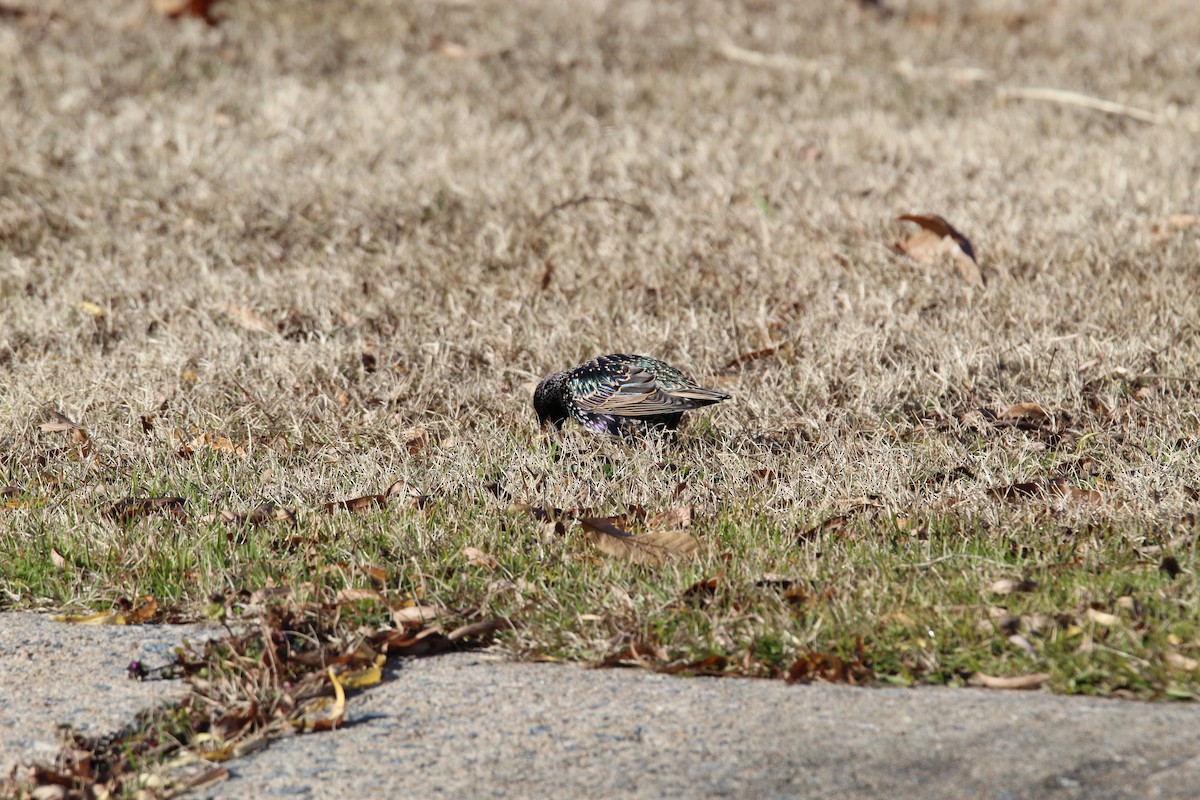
[997,86,1164,125]
[1092,643,1153,667]
[533,195,652,228]
[713,41,827,74]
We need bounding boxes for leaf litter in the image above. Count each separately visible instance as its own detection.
[786,640,874,685]
[50,596,159,626]
[987,478,1103,504]
[12,588,504,798]
[206,502,298,528]
[326,478,428,515]
[104,497,188,525]
[580,517,699,567]
[896,213,983,286]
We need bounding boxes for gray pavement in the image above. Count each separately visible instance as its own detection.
[202,653,1200,800]
[4,613,1200,799]
[0,612,215,774]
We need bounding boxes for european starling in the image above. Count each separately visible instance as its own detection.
[533,354,730,436]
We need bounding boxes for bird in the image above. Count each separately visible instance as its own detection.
[533,354,730,436]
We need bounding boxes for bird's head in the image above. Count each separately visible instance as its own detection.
[533,372,569,430]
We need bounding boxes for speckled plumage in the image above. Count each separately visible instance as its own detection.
[533,354,730,436]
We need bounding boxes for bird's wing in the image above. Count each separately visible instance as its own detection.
[573,363,713,417]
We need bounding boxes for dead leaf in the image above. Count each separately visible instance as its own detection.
[461,546,497,570]
[658,655,732,676]
[581,518,699,567]
[601,639,670,668]
[179,432,248,458]
[290,667,346,732]
[125,596,159,625]
[647,505,692,530]
[1008,634,1037,658]
[399,428,427,454]
[1,495,40,510]
[988,478,1102,503]
[798,514,847,542]
[391,605,443,626]
[52,610,126,625]
[218,304,274,334]
[39,411,83,433]
[783,582,836,607]
[1151,214,1200,241]
[373,622,454,657]
[998,402,1050,421]
[153,0,223,25]
[842,496,884,511]
[723,342,787,370]
[327,479,423,515]
[337,655,385,690]
[1053,480,1103,503]
[327,493,386,514]
[335,588,382,604]
[360,564,388,584]
[988,578,1038,595]
[987,480,1046,501]
[897,213,983,286]
[1116,595,1140,615]
[247,503,296,525]
[384,479,416,498]
[972,672,1050,690]
[1166,652,1200,672]
[0,4,38,20]
[191,732,238,762]
[893,515,928,536]
[786,641,873,685]
[204,434,245,456]
[679,575,721,605]
[50,547,67,568]
[210,503,297,528]
[432,37,470,59]
[752,468,779,483]
[447,618,504,642]
[105,497,187,525]
[1085,608,1120,627]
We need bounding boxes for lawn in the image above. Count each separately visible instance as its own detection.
[2,0,1199,707]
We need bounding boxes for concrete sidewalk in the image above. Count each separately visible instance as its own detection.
[4,613,1200,799]
[0,612,216,774]
[198,652,1200,800]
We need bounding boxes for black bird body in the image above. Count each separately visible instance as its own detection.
[533,354,730,436]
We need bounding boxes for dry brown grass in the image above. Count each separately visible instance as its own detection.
[1,0,1199,695]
